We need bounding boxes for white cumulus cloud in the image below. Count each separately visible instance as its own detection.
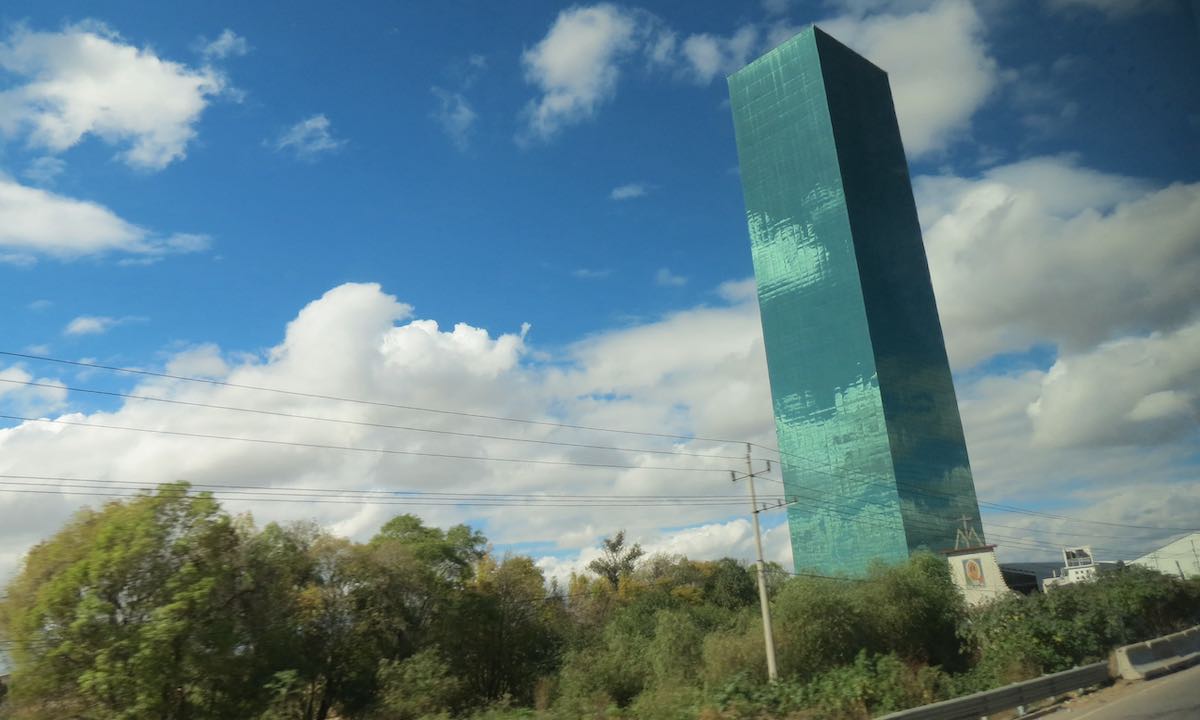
[610,182,649,200]
[655,267,687,287]
[0,282,777,582]
[1027,321,1200,449]
[63,315,142,336]
[680,25,760,83]
[517,2,997,159]
[21,156,65,186]
[519,4,641,142]
[0,364,68,416]
[271,114,346,159]
[0,279,1194,581]
[200,29,249,60]
[431,88,477,151]
[819,0,998,157]
[0,22,225,169]
[1045,0,1174,17]
[916,157,1200,368]
[0,176,209,262]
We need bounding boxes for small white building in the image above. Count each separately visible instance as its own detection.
[1042,546,1097,589]
[944,545,1017,606]
[1132,532,1200,579]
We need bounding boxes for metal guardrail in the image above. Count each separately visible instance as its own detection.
[877,662,1109,720]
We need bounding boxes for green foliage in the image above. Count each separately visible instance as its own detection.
[628,684,704,720]
[5,493,1200,720]
[375,649,464,720]
[771,577,865,680]
[702,621,767,688]
[587,531,644,589]
[373,515,487,587]
[0,484,268,719]
[707,553,967,689]
[701,559,758,610]
[965,564,1200,684]
[435,555,564,704]
[856,553,969,671]
[647,610,705,685]
[801,653,954,718]
[710,652,953,720]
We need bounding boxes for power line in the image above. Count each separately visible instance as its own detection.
[0,474,783,508]
[3,350,1187,536]
[0,376,745,461]
[0,414,736,475]
[758,487,1174,560]
[0,350,745,445]
[0,485,764,508]
[764,566,866,583]
[746,450,1198,534]
[774,485,1177,542]
[0,472,1167,561]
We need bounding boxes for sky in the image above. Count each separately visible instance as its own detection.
[0,0,1198,586]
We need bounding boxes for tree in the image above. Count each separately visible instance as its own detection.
[702,558,758,610]
[266,528,434,720]
[374,649,463,720]
[435,554,563,704]
[0,484,265,719]
[587,530,644,589]
[371,514,486,587]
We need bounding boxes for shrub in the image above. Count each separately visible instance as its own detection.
[965,564,1200,683]
[802,653,953,719]
[702,621,768,688]
[375,649,465,720]
[630,684,705,720]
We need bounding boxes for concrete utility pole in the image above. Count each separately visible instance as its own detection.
[736,443,778,682]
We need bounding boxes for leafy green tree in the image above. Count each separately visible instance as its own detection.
[771,576,865,681]
[278,529,443,720]
[0,484,264,719]
[587,530,644,589]
[435,555,562,705]
[647,609,705,685]
[373,649,463,720]
[965,563,1200,683]
[701,558,758,610]
[856,552,968,671]
[371,514,486,587]
[10,489,1199,720]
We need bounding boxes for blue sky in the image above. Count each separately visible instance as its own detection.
[0,0,1198,581]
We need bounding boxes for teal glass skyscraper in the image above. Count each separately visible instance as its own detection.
[728,27,984,576]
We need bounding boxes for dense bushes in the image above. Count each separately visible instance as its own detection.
[963,565,1200,685]
[2,485,1198,720]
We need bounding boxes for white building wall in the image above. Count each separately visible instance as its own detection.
[946,548,1015,606]
[1133,532,1200,579]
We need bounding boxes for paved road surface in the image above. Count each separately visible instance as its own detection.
[1044,663,1200,720]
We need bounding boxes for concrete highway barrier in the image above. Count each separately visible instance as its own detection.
[879,625,1200,719]
[876,663,1109,720]
[1111,625,1200,681]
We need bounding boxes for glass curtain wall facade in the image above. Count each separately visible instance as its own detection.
[728,27,984,576]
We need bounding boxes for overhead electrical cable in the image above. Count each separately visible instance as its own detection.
[772,485,1180,542]
[3,349,1187,535]
[0,414,736,475]
[0,473,782,508]
[0,350,745,445]
[743,451,1198,534]
[749,485,1177,560]
[0,376,745,461]
[0,484,771,508]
